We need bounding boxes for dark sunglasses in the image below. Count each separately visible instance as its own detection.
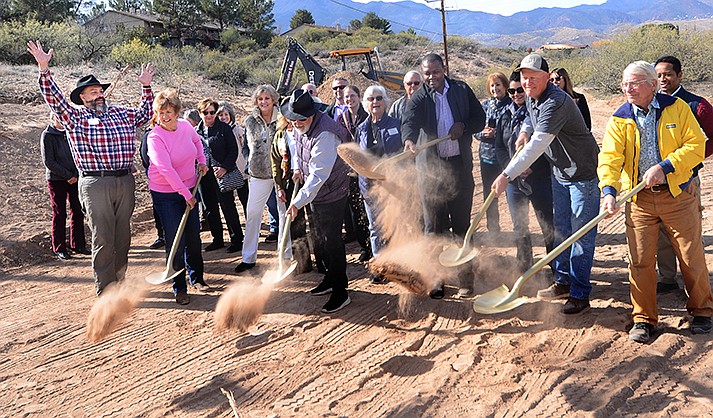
[405,81,421,86]
[202,110,217,115]
[549,76,563,82]
[332,85,347,90]
[366,96,384,102]
[507,87,525,94]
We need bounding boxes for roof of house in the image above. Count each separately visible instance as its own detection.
[84,9,222,31]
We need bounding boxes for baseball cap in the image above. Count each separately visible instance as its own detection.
[515,54,549,73]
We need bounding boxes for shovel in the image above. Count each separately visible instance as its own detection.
[439,145,523,267]
[472,181,646,314]
[146,172,203,285]
[262,183,301,285]
[338,135,451,180]
[439,190,495,267]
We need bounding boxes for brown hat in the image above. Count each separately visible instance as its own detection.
[70,75,110,106]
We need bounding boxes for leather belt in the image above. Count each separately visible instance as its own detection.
[82,169,129,177]
[650,183,669,193]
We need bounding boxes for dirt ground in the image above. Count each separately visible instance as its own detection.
[1,65,713,417]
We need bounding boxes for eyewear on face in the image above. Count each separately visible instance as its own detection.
[332,85,347,90]
[405,81,421,86]
[549,76,562,82]
[366,96,384,102]
[507,87,525,94]
[203,110,217,115]
[621,80,650,90]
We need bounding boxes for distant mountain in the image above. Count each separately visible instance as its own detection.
[274,0,713,47]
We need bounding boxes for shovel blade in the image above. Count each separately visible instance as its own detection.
[472,284,529,314]
[261,261,298,285]
[438,244,478,267]
[145,267,185,285]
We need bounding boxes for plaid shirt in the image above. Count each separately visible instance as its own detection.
[39,70,153,172]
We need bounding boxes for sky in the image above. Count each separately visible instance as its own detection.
[352,0,608,17]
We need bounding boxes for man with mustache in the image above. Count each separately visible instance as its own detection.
[27,40,155,296]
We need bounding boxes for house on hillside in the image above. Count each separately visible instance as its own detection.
[538,43,589,52]
[83,10,224,47]
[281,23,352,37]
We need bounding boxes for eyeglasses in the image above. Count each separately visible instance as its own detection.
[549,76,562,83]
[332,85,347,91]
[202,110,217,115]
[366,96,384,102]
[405,81,421,86]
[620,80,651,90]
[507,87,525,94]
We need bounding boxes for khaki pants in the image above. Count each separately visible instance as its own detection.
[657,176,703,284]
[625,184,713,325]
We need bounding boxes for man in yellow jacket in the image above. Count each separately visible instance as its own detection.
[598,61,713,343]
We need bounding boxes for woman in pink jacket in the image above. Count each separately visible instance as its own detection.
[147,89,210,305]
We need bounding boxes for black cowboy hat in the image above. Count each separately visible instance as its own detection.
[280,89,321,121]
[70,75,111,106]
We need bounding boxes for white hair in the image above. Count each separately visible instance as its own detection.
[362,85,392,110]
[623,61,658,88]
[403,70,422,83]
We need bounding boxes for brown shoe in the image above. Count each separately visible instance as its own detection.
[537,283,570,300]
[175,292,190,305]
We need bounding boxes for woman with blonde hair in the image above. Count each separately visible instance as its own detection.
[549,67,591,130]
[235,84,291,273]
[147,88,210,305]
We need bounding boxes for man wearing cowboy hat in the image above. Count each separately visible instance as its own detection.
[27,40,155,296]
[283,89,352,313]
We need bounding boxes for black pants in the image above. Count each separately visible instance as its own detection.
[344,177,371,253]
[199,169,244,245]
[311,196,348,292]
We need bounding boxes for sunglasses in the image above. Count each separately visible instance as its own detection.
[549,76,563,83]
[405,81,421,86]
[507,87,525,94]
[202,110,217,115]
[332,85,347,90]
[366,96,384,102]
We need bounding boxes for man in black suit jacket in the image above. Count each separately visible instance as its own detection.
[402,53,486,298]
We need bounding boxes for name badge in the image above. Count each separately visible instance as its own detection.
[388,128,399,136]
[88,118,100,126]
[665,123,676,129]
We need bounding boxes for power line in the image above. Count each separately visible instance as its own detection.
[325,0,444,36]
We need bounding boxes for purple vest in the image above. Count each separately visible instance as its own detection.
[296,112,350,205]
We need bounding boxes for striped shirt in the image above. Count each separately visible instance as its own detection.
[39,70,153,172]
[434,80,460,158]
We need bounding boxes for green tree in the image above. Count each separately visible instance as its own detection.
[362,11,391,34]
[11,0,80,23]
[153,0,205,45]
[108,0,149,12]
[289,9,314,29]
[349,18,362,31]
[201,0,240,30]
[238,0,275,47]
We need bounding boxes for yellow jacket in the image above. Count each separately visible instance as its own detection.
[597,93,704,199]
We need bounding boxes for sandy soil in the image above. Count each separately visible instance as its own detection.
[1,65,712,417]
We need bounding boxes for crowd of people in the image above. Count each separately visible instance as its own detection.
[29,37,713,342]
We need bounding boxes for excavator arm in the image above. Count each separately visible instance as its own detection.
[277,38,327,96]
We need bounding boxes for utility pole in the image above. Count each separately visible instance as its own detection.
[426,0,449,75]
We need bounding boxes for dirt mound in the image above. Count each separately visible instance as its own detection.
[317,70,401,104]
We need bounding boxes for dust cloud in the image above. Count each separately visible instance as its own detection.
[214,280,274,332]
[86,281,146,343]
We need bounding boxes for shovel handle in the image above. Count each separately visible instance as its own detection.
[164,172,204,274]
[374,135,452,170]
[278,181,301,272]
[461,189,496,250]
[508,181,646,295]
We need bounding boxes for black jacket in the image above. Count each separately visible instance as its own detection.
[401,77,486,174]
[196,120,237,171]
[41,125,78,181]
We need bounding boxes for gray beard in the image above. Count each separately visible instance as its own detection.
[87,99,109,113]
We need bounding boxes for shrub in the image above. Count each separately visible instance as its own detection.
[0,19,81,65]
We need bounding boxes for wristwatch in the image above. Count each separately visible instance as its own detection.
[503,172,513,182]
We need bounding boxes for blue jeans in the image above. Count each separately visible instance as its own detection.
[151,191,204,294]
[267,188,279,233]
[551,176,600,300]
[363,196,386,257]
